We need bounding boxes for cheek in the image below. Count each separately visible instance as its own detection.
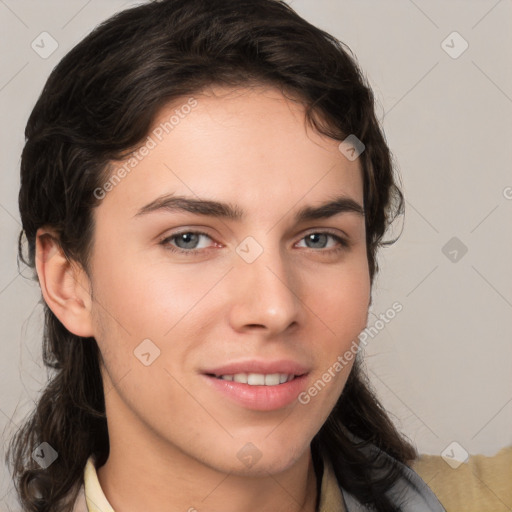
[89,238,187,338]
[305,257,370,345]
[299,255,370,405]
[89,246,228,391]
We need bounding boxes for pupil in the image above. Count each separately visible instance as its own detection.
[308,233,325,248]
[179,233,198,248]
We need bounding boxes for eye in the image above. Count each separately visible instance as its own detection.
[160,230,214,255]
[159,229,349,256]
[295,231,349,252]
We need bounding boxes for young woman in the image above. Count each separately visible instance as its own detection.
[7,1,445,511]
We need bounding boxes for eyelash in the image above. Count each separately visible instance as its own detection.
[159,229,350,256]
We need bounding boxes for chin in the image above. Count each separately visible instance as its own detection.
[184,433,308,476]
[225,454,305,478]
[229,435,312,476]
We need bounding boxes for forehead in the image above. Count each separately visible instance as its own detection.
[96,85,363,223]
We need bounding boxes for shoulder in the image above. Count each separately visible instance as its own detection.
[412,446,512,512]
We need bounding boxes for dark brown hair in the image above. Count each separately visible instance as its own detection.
[7,1,413,511]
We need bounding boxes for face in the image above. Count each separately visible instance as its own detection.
[87,85,370,476]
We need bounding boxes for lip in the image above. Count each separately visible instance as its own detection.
[200,359,310,411]
[202,359,309,377]
[203,374,309,411]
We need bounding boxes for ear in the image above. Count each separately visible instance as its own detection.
[35,227,95,338]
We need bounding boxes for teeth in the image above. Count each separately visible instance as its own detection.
[279,373,289,384]
[264,373,280,386]
[218,373,295,386]
[248,373,265,385]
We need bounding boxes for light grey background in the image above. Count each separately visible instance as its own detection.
[1,0,511,509]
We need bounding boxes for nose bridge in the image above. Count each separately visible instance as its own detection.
[229,233,300,331]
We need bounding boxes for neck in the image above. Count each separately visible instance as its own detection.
[97,444,318,512]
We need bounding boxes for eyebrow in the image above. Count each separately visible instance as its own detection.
[134,193,365,222]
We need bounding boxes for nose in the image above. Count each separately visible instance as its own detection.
[227,239,302,335]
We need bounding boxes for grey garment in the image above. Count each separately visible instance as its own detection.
[336,438,446,512]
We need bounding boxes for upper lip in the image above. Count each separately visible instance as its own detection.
[202,359,310,377]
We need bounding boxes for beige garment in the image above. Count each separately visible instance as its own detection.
[72,454,346,512]
[317,457,346,511]
[412,446,512,512]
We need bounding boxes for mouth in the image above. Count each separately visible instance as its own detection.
[200,361,310,411]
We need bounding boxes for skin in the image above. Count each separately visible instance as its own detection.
[36,85,370,512]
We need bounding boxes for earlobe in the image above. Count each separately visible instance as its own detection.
[35,227,95,338]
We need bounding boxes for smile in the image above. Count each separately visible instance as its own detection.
[211,373,298,385]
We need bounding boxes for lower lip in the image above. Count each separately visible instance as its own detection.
[203,374,308,411]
